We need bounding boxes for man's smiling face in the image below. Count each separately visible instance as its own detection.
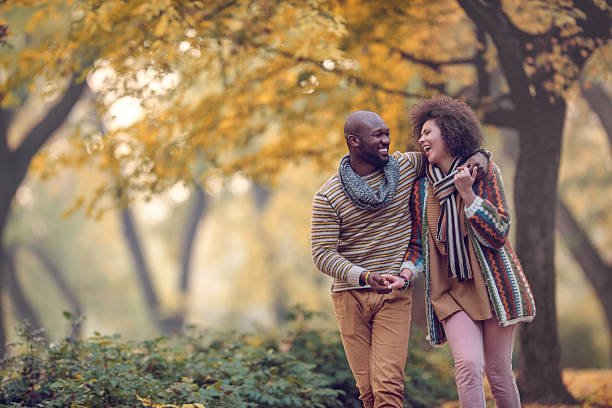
[355,115,390,168]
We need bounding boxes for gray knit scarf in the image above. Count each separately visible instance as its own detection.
[338,154,400,210]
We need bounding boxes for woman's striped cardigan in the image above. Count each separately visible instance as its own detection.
[403,162,536,346]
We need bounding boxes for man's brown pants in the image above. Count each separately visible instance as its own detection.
[332,288,412,408]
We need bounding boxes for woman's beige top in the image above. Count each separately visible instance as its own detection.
[426,184,493,322]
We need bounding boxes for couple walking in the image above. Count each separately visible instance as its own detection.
[311,95,536,408]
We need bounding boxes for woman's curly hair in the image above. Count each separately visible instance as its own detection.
[409,95,482,160]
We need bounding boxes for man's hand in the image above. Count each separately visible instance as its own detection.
[464,150,489,180]
[386,268,415,290]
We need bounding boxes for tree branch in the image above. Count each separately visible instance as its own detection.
[569,0,612,67]
[349,75,423,98]
[474,28,490,98]
[528,2,612,87]
[580,77,612,149]
[13,79,87,191]
[556,199,612,287]
[457,0,536,112]
[384,43,476,69]
[482,106,518,129]
[451,29,493,104]
[200,0,239,20]
[423,79,446,94]
[265,48,425,98]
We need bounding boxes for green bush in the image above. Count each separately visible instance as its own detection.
[0,308,457,407]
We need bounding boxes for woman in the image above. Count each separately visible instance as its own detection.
[400,95,535,407]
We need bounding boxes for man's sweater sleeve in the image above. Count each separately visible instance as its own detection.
[413,151,427,177]
[399,151,427,178]
[311,192,365,286]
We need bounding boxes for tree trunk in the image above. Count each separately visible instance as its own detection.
[575,76,612,363]
[121,207,187,333]
[253,183,288,324]
[0,181,9,354]
[176,185,207,329]
[514,100,575,403]
[30,245,84,336]
[180,185,207,293]
[557,199,612,364]
[4,248,46,336]
[120,208,161,322]
[1,108,13,355]
[0,79,86,354]
[0,248,5,354]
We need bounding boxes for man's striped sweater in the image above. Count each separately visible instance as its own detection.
[403,162,536,345]
[311,151,425,292]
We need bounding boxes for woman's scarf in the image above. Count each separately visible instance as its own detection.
[426,158,473,281]
[338,154,399,210]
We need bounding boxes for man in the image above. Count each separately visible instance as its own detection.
[311,111,486,407]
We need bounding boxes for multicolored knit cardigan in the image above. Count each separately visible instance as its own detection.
[403,162,536,346]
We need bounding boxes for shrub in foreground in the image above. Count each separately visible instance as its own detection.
[0,308,456,407]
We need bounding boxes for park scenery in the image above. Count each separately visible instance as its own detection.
[0,1,611,407]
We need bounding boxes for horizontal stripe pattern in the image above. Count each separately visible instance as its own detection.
[311,151,425,291]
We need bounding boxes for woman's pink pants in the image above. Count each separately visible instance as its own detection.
[442,311,521,408]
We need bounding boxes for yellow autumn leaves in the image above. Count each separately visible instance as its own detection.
[2,0,607,216]
[137,396,207,408]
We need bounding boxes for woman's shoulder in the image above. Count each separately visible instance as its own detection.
[489,160,502,172]
[474,160,506,196]
[490,161,506,181]
[480,160,503,181]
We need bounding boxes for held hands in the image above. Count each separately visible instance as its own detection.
[365,271,393,294]
[385,269,414,291]
[454,166,477,207]
[362,271,412,293]
[384,275,405,291]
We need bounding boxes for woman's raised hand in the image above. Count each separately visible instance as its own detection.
[454,166,477,207]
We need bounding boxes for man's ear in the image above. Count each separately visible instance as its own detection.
[347,134,361,147]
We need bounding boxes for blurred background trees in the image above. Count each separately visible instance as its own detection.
[1,0,611,404]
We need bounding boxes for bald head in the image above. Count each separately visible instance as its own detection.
[344,111,385,139]
[342,110,390,174]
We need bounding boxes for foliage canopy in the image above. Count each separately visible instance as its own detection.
[2,0,610,217]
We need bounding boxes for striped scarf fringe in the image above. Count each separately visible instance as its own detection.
[426,158,473,281]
